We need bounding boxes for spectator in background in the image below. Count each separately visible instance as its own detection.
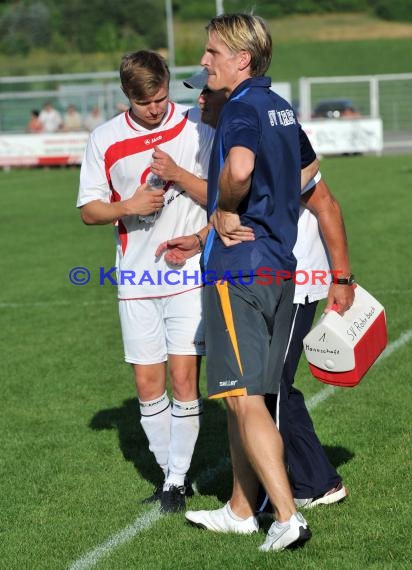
[39,101,62,133]
[26,110,43,133]
[62,104,83,131]
[84,105,105,132]
[114,101,129,116]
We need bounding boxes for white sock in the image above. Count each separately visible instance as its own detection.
[164,397,203,489]
[139,391,171,476]
[274,518,290,528]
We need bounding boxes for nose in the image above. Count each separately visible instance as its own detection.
[200,53,209,67]
[147,102,160,115]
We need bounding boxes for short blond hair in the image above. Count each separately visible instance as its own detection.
[206,13,272,77]
[120,50,170,100]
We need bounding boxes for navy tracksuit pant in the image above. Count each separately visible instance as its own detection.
[257,299,341,509]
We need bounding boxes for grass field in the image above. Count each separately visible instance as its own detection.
[1,156,411,569]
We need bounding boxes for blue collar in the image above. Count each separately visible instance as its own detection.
[229,76,272,101]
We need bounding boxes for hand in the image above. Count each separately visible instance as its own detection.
[155,235,199,265]
[324,284,355,315]
[151,146,178,182]
[211,208,255,247]
[125,183,165,216]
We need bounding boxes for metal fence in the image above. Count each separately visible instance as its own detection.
[0,67,201,133]
[1,70,411,152]
[298,73,412,152]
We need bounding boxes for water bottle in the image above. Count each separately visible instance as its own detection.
[138,173,164,224]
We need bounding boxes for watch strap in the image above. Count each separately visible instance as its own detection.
[332,273,355,285]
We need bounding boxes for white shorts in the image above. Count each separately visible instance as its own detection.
[119,287,205,364]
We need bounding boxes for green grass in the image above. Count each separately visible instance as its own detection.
[1,157,411,569]
[270,38,412,81]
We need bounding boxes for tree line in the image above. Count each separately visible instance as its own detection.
[0,0,411,56]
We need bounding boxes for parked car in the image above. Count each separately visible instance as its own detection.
[312,98,361,119]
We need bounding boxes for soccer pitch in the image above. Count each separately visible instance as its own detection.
[1,156,411,569]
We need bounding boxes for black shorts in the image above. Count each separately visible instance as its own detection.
[204,278,295,398]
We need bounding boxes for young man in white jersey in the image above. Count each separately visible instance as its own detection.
[77,50,215,513]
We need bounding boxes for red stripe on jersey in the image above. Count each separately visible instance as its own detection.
[110,188,128,255]
[163,101,175,125]
[105,109,187,178]
[117,219,128,255]
[104,109,188,256]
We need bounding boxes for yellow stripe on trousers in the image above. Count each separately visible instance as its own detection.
[215,281,244,376]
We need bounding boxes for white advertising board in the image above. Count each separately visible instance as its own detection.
[301,118,383,156]
[0,132,89,167]
[0,117,383,168]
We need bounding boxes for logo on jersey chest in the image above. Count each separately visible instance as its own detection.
[144,135,163,145]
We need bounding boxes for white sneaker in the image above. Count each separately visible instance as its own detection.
[294,482,348,509]
[185,502,259,534]
[259,512,311,552]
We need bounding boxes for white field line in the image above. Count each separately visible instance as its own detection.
[306,384,336,410]
[376,328,412,362]
[68,507,162,570]
[67,329,412,570]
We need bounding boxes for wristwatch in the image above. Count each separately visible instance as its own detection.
[332,273,356,286]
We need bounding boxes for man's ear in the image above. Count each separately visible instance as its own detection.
[238,50,251,71]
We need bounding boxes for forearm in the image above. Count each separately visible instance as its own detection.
[80,199,131,225]
[317,199,351,276]
[319,200,355,313]
[218,171,249,212]
[197,222,213,245]
[218,148,253,212]
[172,168,207,205]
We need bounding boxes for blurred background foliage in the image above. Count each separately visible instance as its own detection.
[0,0,411,73]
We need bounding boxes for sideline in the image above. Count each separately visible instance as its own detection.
[67,328,412,570]
[68,508,162,570]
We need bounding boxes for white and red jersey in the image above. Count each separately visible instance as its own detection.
[77,102,214,299]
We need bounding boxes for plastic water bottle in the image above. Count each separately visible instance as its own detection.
[138,173,164,224]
